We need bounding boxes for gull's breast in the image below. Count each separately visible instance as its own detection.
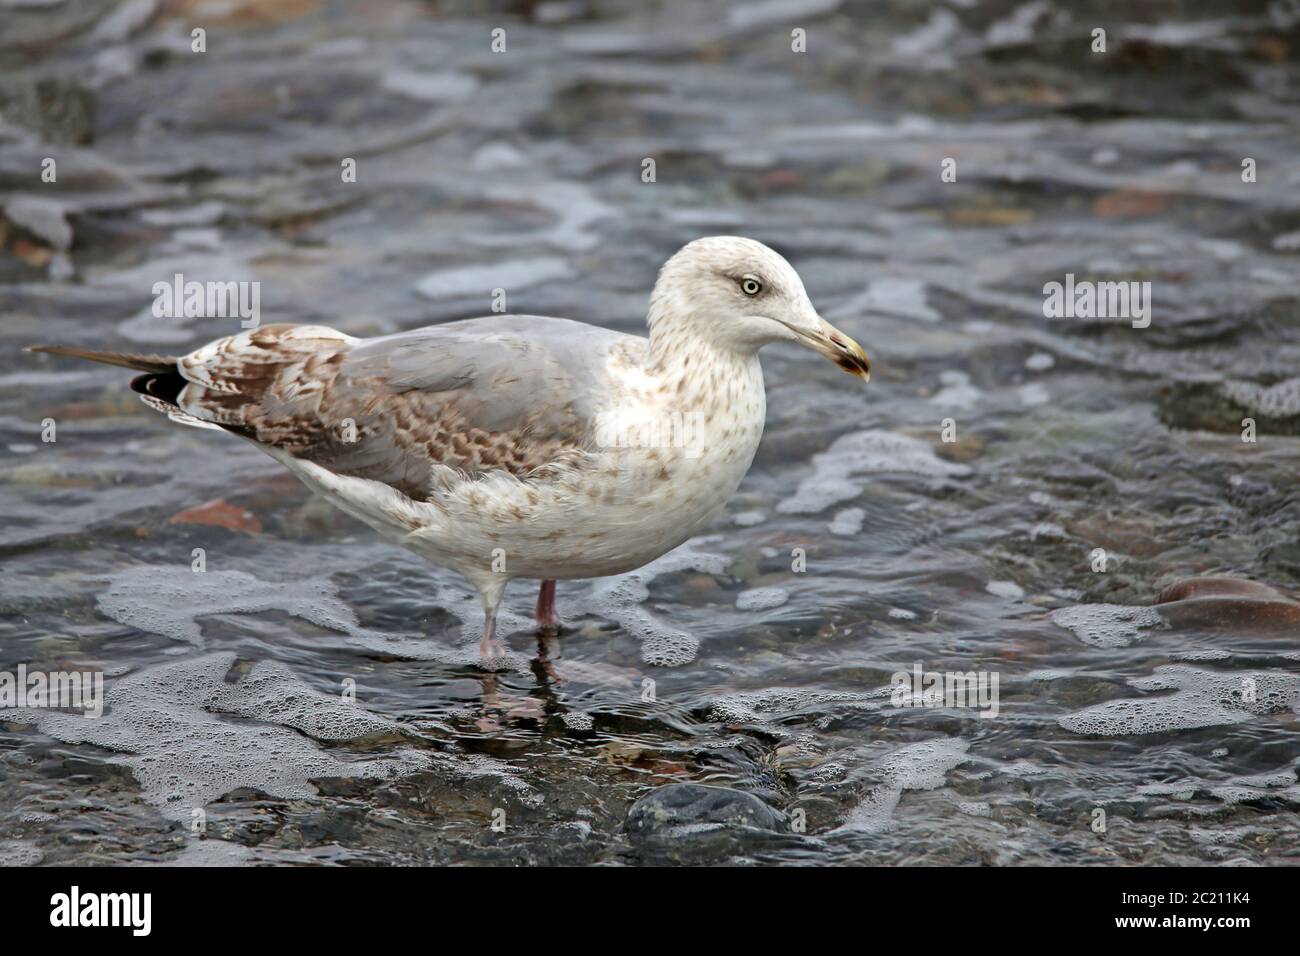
[480,353,769,579]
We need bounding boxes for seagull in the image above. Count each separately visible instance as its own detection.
[30,237,870,662]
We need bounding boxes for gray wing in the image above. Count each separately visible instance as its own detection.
[172,317,638,499]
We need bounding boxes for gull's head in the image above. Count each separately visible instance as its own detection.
[647,236,869,380]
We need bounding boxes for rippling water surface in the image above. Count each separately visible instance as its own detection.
[2,0,1299,866]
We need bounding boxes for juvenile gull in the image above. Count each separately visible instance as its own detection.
[31,237,870,661]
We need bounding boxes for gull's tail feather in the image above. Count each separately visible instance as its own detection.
[26,344,177,374]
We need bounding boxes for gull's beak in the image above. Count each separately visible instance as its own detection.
[794,317,871,381]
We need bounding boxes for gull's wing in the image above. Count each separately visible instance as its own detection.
[170,318,636,499]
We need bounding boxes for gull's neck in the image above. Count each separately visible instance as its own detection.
[639,305,768,507]
[644,305,763,402]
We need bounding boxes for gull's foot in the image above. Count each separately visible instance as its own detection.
[478,600,508,665]
[478,634,509,666]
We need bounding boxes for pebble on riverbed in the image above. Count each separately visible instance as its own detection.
[1155,576,1300,632]
[626,783,789,850]
[1052,576,1300,648]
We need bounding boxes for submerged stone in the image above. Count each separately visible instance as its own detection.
[626,783,788,842]
[1156,576,1300,632]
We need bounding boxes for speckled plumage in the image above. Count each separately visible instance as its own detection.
[31,237,870,661]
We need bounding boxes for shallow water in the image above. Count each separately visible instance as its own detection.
[1,0,1299,865]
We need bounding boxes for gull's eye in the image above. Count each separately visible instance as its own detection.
[740,276,763,297]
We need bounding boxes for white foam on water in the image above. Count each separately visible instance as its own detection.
[888,607,918,620]
[876,737,972,791]
[560,712,594,731]
[1271,230,1300,251]
[779,430,971,515]
[829,507,865,536]
[1059,665,1300,737]
[0,841,43,866]
[414,258,573,300]
[9,654,435,821]
[140,201,227,227]
[381,70,479,102]
[1221,377,1300,418]
[986,580,1025,600]
[983,760,1049,780]
[437,752,541,805]
[98,566,364,647]
[736,587,789,612]
[1228,769,1298,789]
[728,0,842,31]
[210,659,396,741]
[1175,650,1232,662]
[1189,825,1269,849]
[1208,786,1286,806]
[1030,521,1067,541]
[710,687,887,726]
[4,195,71,249]
[1050,603,1165,648]
[840,783,902,832]
[1140,765,1300,816]
[1019,382,1050,406]
[472,141,528,170]
[581,542,729,666]
[986,0,1050,45]
[1249,266,1292,284]
[477,182,614,252]
[1138,782,1196,800]
[842,277,941,323]
[164,840,263,866]
[931,370,982,409]
[892,9,961,60]
[838,738,971,833]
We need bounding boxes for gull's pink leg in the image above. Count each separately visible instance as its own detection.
[535,579,561,633]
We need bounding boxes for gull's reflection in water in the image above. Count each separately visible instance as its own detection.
[473,630,565,733]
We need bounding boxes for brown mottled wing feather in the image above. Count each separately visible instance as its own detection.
[173,318,629,500]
